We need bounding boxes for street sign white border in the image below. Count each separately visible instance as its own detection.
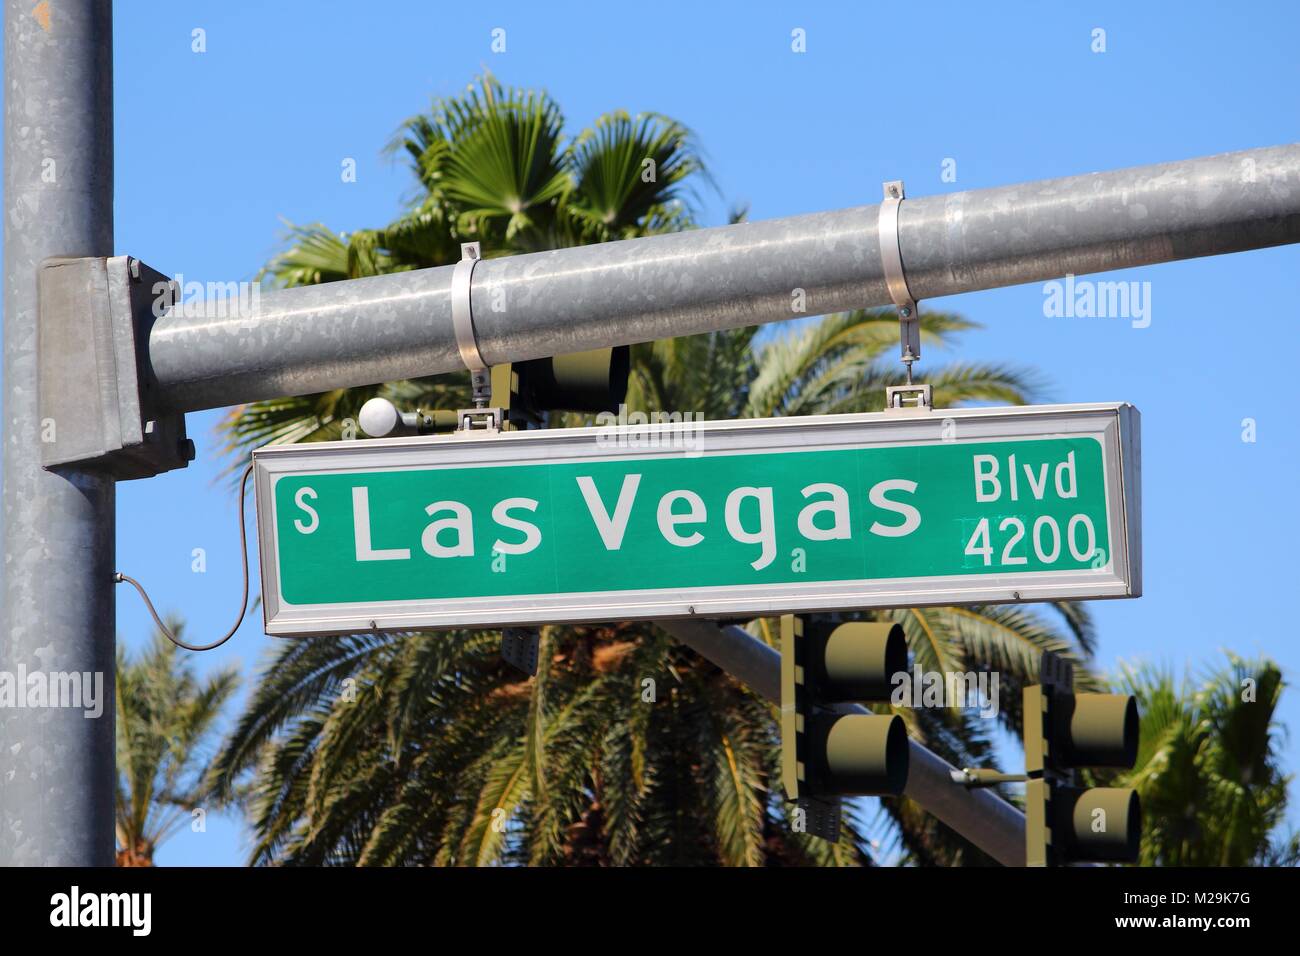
[252,402,1141,637]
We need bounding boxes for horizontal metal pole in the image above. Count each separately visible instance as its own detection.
[149,144,1300,412]
[660,619,1025,866]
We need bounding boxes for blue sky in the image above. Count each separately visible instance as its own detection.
[5,0,1298,865]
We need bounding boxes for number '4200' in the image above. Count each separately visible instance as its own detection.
[963,514,1100,568]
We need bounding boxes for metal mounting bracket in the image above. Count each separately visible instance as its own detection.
[951,767,1030,789]
[1039,648,1075,693]
[884,383,933,412]
[455,407,505,433]
[450,240,508,433]
[793,796,842,843]
[37,256,192,480]
[878,180,921,381]
[451,241,487,374]
[501,627,540,676]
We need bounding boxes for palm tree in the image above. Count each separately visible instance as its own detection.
[212,75,1092,865]
[213,624,877,866]
[1112,654,1295,866]
[115,622,240,866]
[219,73,709,458]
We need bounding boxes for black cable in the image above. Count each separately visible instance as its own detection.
[115,462,254,652]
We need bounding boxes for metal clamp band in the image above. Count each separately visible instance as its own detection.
[878,181,921,367]
[451,241,486,371]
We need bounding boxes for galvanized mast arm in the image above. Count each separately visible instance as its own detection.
[148,144,1300,413]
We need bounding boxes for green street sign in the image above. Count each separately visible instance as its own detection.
[252,403,1140,636]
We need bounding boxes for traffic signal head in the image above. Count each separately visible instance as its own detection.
[1026,781,1141,866]
[811,618,909,701]
[510,345,630,417]
[1058,692,1139,767]
[1024,651,1142,865]
[781,615,910,817]
[1065,786,1141,862]
[814,710,910,796]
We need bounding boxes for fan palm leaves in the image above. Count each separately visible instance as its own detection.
[1113,655,1293,866]
[116,623,239,866]
[220,73,710,469]
[623,309,1041,425]
[566,110,708,241]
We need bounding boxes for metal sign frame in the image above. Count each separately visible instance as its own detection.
[252,402,1140,636]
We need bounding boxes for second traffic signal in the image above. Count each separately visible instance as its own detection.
[780,614,911,840]
[1024,651,1141,866]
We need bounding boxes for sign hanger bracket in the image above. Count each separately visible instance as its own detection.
[878,180,930,411]
[451,241,505,432]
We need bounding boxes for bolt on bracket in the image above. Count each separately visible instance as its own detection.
[37,256,191,480]
[884,383,933,412]
[450,241,509,433]
[500,627,540,676]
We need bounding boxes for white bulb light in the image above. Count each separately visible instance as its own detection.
[358,397,399,437]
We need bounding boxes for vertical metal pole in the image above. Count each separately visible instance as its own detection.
[2,0,115,865]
